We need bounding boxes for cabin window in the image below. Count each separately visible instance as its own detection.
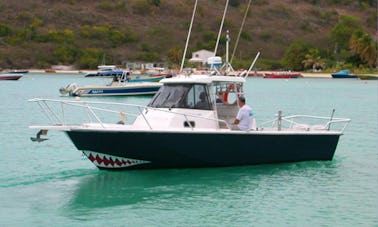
[148,84,213,110]
[213,82,243,105]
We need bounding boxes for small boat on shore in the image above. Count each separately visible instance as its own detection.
[59,72,162,97]
[331,70,358,79]
[45,69,56,73]
[84,65,124,77]
[357,75,378,80]
[0,73,23,80]
[6,70,29,74]
[263,72,302,79]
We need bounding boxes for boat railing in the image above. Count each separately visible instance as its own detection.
[258,111,351,132]
[29,98,231,130]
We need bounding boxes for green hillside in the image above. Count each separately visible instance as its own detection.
[0,0,376,70]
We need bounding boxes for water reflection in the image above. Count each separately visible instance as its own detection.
[65,161,339,212]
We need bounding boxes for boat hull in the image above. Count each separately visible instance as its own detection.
[65,130,341,170]
[0,74,23,80]
[263,73,302,79]
[331,70,358,78]
[357,75,378,80]
[331,74,358,78]
[71,84,161,96]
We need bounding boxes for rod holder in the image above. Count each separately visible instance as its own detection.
[277,111,282,131]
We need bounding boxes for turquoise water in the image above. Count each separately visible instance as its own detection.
[0,73,377,226]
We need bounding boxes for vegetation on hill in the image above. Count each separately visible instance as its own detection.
[0,0,376,72]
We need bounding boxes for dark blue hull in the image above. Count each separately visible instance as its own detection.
[82,86,160,96]
[332,74,358,78]
[66,130,341,170]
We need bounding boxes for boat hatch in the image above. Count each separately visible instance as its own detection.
[184,121,195,127]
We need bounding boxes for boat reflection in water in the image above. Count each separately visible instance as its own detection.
[64,161,338,213]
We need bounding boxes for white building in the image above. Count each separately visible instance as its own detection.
[189,49,214,65]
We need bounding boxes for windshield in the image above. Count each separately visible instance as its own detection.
[148,84,213,110]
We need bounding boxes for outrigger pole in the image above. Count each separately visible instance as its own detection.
[213,0,230,57]
[180,0,198,72]
[244,51,260,78]
[230,0,252,64]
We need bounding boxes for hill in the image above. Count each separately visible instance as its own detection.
[0,0,376,70]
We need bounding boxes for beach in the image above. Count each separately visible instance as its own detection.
[12,69,372,79]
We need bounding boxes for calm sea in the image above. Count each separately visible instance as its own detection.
[0,73,377,226]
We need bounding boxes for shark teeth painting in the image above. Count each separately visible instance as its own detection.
[82,151,150,169]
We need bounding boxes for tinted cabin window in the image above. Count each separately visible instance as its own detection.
[148,84,212,110]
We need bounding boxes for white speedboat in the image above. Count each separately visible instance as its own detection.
[30,72,350,170]
[59,73,162,97]
[84,65,125,77]
[0,73,23,80]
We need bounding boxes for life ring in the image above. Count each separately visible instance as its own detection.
[220,83,240,104]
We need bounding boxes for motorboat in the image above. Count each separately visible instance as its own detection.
[128,72,172,82]
[31,72,350,170]
[6,70,29,74]
[59,72,162,97]
[357,75,378,80]
[0,73,23,80]
[263,72,303,78]
[331,70,358,79]
[84,65,125,77]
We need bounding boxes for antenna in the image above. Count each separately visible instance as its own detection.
[180,0,198,72]
[221,30,234,74]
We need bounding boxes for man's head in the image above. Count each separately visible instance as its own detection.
[237,96,246,107]
[199,92,206,101]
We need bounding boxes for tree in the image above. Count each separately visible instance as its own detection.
[78,48,104,69]
[349,30,377,68]
[282,40,313,71]
[148,0,160,7]
[167,47,182,66]
[302,48,325,71]
[229,0,240,7]
[0,23,12,37]
[331,15,361,51]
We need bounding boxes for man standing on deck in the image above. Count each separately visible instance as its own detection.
[233,96,253,131]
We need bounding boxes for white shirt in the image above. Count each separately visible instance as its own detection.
[236,104,253,131]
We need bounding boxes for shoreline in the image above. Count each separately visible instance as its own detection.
[4,69,378,79]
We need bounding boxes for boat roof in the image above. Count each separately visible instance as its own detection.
[160,74,245,84]
[98,65,117,69]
